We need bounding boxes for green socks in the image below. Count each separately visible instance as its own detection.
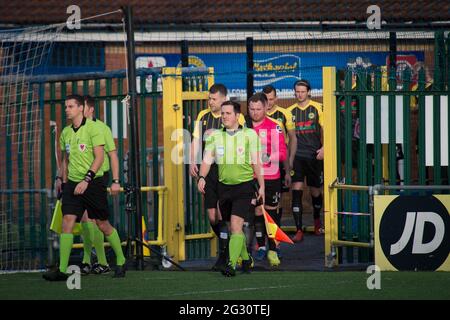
[82,222,109,266]
[60,225,120,273]
[228,233,248,269]
[81,222,95,264]
[93,225,108,266]
[59,233,74,273]
[106,228,126,266]
[240,235,250,261]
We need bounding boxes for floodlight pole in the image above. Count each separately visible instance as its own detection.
[123,5,144,271]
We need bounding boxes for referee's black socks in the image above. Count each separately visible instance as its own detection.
[218,220,229,256]
[210,221,221,238]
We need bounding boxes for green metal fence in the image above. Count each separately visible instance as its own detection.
[335,31,449,265]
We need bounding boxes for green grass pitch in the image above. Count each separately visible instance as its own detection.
[1,271,449,300]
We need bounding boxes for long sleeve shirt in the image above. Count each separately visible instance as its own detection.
[252,117,287,180]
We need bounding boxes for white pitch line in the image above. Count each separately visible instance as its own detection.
[161,285,295,297]
[0,270,45,275]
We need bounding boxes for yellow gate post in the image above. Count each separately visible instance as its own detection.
[162,67,186,262]
[323,67,339,267]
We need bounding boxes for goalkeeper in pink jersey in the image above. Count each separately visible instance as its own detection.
[247,92,287,267]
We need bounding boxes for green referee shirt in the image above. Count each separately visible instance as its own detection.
[205,126,261,185]
[60,118,106,182]
[92,118,116,173]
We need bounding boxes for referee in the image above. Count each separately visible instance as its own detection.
[198,101,264,277]
[43,95,126,281]
[190,84,245,271]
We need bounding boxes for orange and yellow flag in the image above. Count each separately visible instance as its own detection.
[262,207,294,244]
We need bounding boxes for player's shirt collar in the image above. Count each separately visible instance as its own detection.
[72,117,87,132]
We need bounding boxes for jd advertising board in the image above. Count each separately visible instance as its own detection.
[374,195,450,271]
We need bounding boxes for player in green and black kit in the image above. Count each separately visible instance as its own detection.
[43,95,126,281]
[288,80,324,242]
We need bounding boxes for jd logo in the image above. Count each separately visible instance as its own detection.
[390,212,444,255]
[380,196,450,271]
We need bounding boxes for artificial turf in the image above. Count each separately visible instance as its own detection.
[1,270,449,300]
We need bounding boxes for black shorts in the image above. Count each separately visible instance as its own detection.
[218,180,254,221]
[62,177,110,221]
[265,179,281,207]
[103,171,110,186]
[292,157,323,188]
[204,164,219,209]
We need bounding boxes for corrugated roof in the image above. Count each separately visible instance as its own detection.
[0,0,448,26]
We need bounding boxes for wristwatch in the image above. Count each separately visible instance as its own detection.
[112,179,120,184]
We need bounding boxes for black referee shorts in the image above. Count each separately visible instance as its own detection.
[292,157,323,188]
[62,177,110,221]
[218,180,254,221]
[204,164,219,209]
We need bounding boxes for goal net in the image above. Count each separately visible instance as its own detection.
[0,24,63,271]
